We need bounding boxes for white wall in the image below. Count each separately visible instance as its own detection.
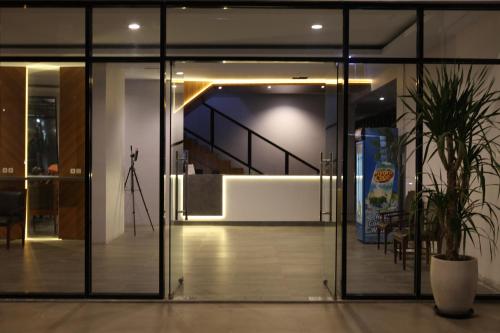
[92,63,125,244]
[123,79,160,227]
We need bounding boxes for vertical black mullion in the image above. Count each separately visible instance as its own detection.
[340,5,349,299]
[415,6,424,299]
[159,2,166,299]
[84,4,93,297]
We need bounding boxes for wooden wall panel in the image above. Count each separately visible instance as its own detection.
[58,67,85,240]
[58,181,84,240]
[59,67,85,176]
[0,67,26,177]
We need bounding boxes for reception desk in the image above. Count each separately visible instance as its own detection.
[173,175,336,223]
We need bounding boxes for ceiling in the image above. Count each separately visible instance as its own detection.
[0,7,416,52]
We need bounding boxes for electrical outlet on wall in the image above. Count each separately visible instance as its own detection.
[70,168,76,174]
[7,167,13,174]
[1,167,7,173]
[76,168,82,175]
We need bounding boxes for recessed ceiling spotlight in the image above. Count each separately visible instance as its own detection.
[267,85,272,89]
[128,23,141,30]
[223,6,229,10]
[218,86,223,90]
[311,24,323,30]
[379,97,385,101]
[176,71,184,75]
[321,85,325,89]
[181,7,187,10]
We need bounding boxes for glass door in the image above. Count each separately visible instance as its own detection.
[167,60,341,301]
[321,63,341,299]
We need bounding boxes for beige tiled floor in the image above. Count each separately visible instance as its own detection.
[1,224,498,299]
[1,301,500,333]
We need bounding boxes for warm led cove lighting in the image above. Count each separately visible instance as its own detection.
[176,71,184,75]
[128,23,141,30]
[311,24,323,30]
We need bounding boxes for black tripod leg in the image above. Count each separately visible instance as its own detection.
[124,167,132,188]
[133,171,155,231]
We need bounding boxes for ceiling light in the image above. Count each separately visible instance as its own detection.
[223,6,229,10]
[172,85,177,88]
[321,85,325,89]
[311,24,323,30]
[267,85,272,89]
[181,7,187,10]
[128,23,141,30]
[379,97,385,101]
[176,71,184,76]
[218,86,223,90]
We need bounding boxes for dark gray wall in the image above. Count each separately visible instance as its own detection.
[185,90,328,174]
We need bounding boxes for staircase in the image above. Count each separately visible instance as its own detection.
[182,102,319,175]
[184,137,245,175]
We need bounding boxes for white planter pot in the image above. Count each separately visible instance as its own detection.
[430,255,478,316]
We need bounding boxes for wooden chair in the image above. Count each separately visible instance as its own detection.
[392,201,442,270]
[376,190,415,254]
[0,191,26,249]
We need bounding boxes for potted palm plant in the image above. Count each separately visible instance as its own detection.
[403,65,500,317]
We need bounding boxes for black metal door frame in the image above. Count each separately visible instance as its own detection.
[0,0,499,301]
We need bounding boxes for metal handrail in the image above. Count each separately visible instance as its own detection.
[184,128,263,174]
[199,102,320,174]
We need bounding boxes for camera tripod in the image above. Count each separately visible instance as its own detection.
[124,146,155,236]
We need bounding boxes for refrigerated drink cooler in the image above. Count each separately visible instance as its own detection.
[355,127,400,243]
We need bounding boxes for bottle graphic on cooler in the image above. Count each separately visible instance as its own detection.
[365,135,396,234]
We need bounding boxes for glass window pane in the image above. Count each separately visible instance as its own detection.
[0,62,85,293]
[421,64,500,296]
[350,10,417,58]
[346,63,416,294]
[166,7,342,57]
[0,8,84,56]
[91,63,160,294]
[424,11,500,59]
[93,8,160,56]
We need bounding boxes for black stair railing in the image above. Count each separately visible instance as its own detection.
[184,102,320,175]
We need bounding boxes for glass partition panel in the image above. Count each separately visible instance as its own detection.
[0,62,85,293]
[350,10,417,58]
[93,8,160,56]
[91,63,160,294]
[424,11,500,59]
[0,8,84,56]
[346,63,416,295]
[166,7,342,58]
[421,64,500,297]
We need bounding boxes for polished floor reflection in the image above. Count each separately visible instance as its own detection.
[175,225,336,301]
[1,302,500,333]
[1,225,498,296]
